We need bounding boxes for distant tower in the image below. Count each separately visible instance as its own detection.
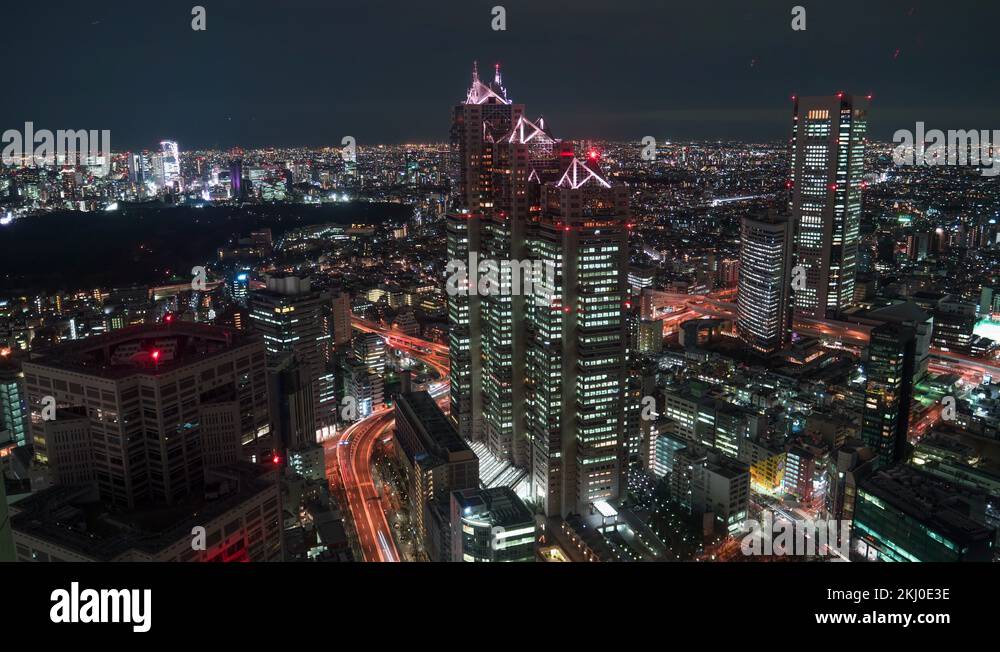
[229,158,244,199]
[159,140,181,190]
[789,94,869,319]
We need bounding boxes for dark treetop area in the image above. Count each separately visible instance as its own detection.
[0,202,411,293]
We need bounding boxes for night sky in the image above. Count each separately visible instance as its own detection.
[5,0,997,149]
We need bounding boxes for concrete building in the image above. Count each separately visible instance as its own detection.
[36,407,95,486]
[393,391,479,546]
[451,486,536,562]
[853,464,994,562]
[22,323,270,508]
[330,289,353,348]
[10,463,281,562]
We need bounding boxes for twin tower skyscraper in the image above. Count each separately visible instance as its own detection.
[446,63,631,518]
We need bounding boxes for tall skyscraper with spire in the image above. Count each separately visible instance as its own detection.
[446,62,523,443]
[483,115,571,466]
[525,155,631,516]
[789,94,869,319]
[446,64,630,516]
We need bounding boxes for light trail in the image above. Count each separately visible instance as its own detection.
[324,319,450,561]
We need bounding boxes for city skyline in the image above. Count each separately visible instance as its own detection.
[3,1,999,149]
[3,1,1000,578]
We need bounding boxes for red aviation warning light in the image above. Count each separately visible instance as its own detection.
[587,148,601,162]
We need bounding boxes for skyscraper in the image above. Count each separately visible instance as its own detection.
[482,115,570,465]
[446,64,630,517]
[249,274,335,433]
[861,322,916,468]
[789,94,869,319]
[737,211,794,354]
[525,156,631,517]
[159,140,181,190]
[446,62,523,443]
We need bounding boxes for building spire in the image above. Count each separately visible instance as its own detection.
[472,60,480,86]
[494,62,502,86]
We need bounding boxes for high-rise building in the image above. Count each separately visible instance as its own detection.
[229,158,244,199]
[481,115,570,465]
[22,323,270,508]
[737,211,794,354]
[446,62,523,443]
[446,64,630,517]
[449,61,523,213]
[352,332,385,376]
[861,322,916,469]
[159,140,181,190]
[635,318,664,354]
[249,274,335,433]
[525,156,631,517]
[230,271,250,306]
[267,352,316,453]
[790,94,869,319]
[344,359,383,420]
[330,289,353,348]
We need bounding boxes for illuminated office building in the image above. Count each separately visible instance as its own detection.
[861,322,916,469]
[451,486,536,562]
[230,271,250,306]
[789,94,869,319]
[525,156,630,517]
[481,115,570,464]
[737,212,793,354]
[249,274,335,432]
[446,62,522,443]
[445,63,630,517]
[159,140,181,190]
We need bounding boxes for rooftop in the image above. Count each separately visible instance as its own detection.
[859,464,995,547]
[10,463,277,561]
[23,323,257,379]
